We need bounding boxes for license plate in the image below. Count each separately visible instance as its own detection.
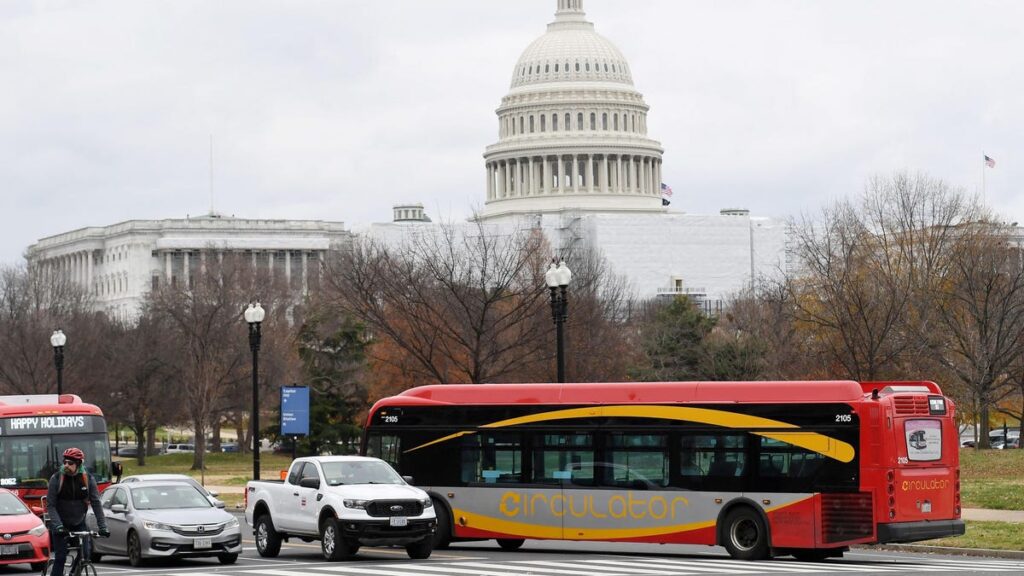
[389,517,408,527]
[922,502,932,513]
[194,537,212,549]
[0,544,18,556]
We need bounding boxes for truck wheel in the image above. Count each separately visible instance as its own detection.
[255,514,282,558]
[406,536,433,559]
[722,507,769,560]
[432,498,452,549]
[321,517,354,561]
[497,538,525,551]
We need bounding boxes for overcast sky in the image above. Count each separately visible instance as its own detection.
[2,0,1021,264]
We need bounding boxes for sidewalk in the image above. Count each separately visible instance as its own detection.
[962,507,1024,522]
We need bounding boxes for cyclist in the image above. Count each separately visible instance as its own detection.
[46,448,109,576]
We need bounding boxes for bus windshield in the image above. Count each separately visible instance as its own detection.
[0,415,112,489]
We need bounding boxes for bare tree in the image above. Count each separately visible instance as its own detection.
[928,221,1024,447]
[0,264,111,397]
[323,220,551,384]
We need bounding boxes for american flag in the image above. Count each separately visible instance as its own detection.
[984,155,996,168]
[661,182,673,197]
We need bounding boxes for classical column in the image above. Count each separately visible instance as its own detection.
[486,163,493,200]
[165,252,172,282]
[301,251,309,295]
[86,251,93,292]
[616,156,624,193]
[572,155,580,193]
[528,157,535,196]
[183,252,190,288]
[285,250,292,287]
[600,155,608,193]
[542,155,551,195]
[268,252,275,283]
[586,155,594,193]
[503,160,511,198]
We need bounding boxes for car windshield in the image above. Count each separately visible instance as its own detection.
[130,485,212,510]
[321,461,404,486]
[0,492,30,515]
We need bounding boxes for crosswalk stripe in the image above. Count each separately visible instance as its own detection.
[517,559,687,575]
[245,568,410,576]
[603,557,822,574]
[458,561,640,575]
[585,558,765,574]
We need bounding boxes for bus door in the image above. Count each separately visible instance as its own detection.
[533,432,595,540]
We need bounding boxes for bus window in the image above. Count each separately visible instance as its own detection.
[604,433,668,488]
[677,434,746,490]
[532,433,593,485]
[460,433,522,484]
[365,434,401,469]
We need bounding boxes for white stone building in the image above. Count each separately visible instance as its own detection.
[471,0,790,309]
[25,214,350,322]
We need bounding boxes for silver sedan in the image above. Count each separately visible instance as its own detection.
[87,481,242,566]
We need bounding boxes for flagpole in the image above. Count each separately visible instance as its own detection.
[982,151,986,204]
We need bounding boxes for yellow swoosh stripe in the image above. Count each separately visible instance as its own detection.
[453,506,716,540]
[406,405,855,463]
[452,495,812,540]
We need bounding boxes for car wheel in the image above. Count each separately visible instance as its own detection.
[217,553,239,564]
[127,531,145,567]
[320,517,354,561]
[255,514,282,558]
[432,498,452,549]
[406,536,433,559]
[497,538,525,551]
[722,507,769,560]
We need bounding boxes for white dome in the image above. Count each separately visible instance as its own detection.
[480,0,667,221]
[511,22,633,88]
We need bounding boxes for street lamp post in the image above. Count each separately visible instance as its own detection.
[50,329,66,395]
[244,302,266,480]
[544,259,572,383]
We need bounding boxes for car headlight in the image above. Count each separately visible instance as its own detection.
[225,517,240,529]
[421,498,433,509]
[143,520,174,531]
[343,499,368,509]
[28,525,47,537]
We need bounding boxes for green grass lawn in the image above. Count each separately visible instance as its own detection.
[959,448,1024,509]
[116,452,294,476]
[921,520,1024,550]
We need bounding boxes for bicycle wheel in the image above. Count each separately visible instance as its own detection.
[78,563,98,576]
[38,558,53,576]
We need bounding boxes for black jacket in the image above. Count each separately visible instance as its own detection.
[46,469,106,531]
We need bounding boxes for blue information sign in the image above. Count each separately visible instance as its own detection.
[280,386,310,436]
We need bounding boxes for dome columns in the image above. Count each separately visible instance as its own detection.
[486,153,662,200]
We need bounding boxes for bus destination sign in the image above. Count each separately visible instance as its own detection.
[0,414,104,436]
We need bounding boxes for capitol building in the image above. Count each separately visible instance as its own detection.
[26,0,788,319]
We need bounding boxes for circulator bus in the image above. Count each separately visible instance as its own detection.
[362,380,964,561]
[0,395,117,511]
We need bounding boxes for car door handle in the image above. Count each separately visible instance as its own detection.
[293,492,299,496]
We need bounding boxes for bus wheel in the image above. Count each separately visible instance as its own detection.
[432,498,452,549]
[497,538,525,551]
[722,507,769,560]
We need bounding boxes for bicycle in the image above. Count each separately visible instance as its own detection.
[39,531,100,576]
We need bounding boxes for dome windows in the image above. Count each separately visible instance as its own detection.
[578,112,584,130]
[545,63,549,73]
[585,62,590,71]
[555,63,559,72]
[575,61,580,72]
[552,114,558,131]
[565,113,571,131]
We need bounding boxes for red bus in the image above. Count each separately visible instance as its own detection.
[363,380,964,561]
[0,395,117,511]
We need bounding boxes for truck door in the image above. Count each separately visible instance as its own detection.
[292,462,323,535]
[277,462,306,532]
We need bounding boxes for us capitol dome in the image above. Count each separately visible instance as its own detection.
[480,0,666,220]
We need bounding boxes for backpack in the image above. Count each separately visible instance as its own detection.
[57,468,91,508]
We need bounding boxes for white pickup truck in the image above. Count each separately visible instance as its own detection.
[244,455,436,560]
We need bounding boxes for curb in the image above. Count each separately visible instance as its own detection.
[857,544,1024,560]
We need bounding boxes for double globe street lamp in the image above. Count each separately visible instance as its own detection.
[544,259,572,383]
[244,301,266,480]
[50,329,67,395]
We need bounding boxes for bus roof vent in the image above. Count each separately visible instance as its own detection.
[878,385,931,395]
[0,394,61,406]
